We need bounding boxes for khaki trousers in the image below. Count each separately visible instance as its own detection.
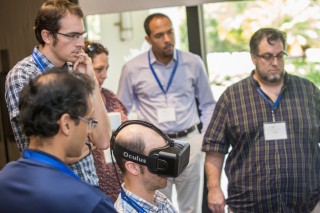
[160,130,204,213]
[311,202,320,213]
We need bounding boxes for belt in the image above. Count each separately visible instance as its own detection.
[167,125,197,139]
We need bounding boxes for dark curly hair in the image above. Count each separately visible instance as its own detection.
[84,41,109,59]
[34,0,83,45]
[250,28,287,55]
[19,68,94,138]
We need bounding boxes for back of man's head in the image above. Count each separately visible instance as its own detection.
[19,68,94,138]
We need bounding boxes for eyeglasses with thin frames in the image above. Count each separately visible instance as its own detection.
[84,43,98,54]
[77,116,98,129]
[56,32,88,41]
[255,52,287,62]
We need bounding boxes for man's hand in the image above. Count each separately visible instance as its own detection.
[205,152,226,213]
[208,186,225,213]
[73,49,96,80]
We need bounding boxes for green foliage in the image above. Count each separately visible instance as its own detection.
[305,68,320,87]
[205,19,248,52]
[199,0,320,87]
[289,59,320,87]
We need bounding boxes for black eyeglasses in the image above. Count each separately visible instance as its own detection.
[56,32,87,41]
[255,52,287,62]
[85,43,98,54]
[78,116,98,129]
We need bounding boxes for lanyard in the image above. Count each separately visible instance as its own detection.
[257,87,282,112]
[23,149,79,180]
[253,78,283,122]
[32,50,47,73]
[121,189,147,213]
[148,50,178,95]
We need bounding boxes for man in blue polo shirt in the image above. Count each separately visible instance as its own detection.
[0,69,117,213]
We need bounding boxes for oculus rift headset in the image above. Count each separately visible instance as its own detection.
[110,120,190,178]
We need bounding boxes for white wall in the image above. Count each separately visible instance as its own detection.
[89,11,149,93]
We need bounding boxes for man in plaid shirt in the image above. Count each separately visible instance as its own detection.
[202,28,320,213]
[5,0,111,186]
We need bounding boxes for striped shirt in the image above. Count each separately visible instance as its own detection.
[5,46,99,186]
[202,71,320,212]
[114,184,178,213]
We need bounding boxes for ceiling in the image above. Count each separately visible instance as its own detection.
[78,0,228,15]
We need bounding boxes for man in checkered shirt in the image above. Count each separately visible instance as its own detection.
[5,0,112,186]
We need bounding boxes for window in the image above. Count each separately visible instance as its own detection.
[203,0,320,99]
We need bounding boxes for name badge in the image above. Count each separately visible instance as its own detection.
[157,107,176,123]
[263,122,288,141]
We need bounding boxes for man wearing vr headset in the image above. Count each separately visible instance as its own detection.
[117,13,216,213]
[112,120,190,212]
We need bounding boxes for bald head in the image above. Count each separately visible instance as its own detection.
[114,124,167,173]
[117,124,166,153]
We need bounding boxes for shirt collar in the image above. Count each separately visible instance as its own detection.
[149,48,177,65]
[33,46,71,72]
[121,184,160,211]
[153,190,170,206]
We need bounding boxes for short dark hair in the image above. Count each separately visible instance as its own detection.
[84,41,109,59]
[34,0,84,45]
[114,131,145,174]
[250,28,287,55]
[19,68,95,138]
[144,13,171,36]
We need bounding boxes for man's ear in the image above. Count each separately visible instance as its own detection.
[251,53,257,66]
[145,35,151,45]
[59,113,72,136]
[125,161,140,176]
[41,29,53,44]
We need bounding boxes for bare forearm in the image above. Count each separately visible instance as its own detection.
[205,152,224,189]
[72,51,112,150]
[205,152,225,213]
[90,85,111,150]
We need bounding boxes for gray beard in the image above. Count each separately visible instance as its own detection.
[263,74,282,83]
[260,71,285,83]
